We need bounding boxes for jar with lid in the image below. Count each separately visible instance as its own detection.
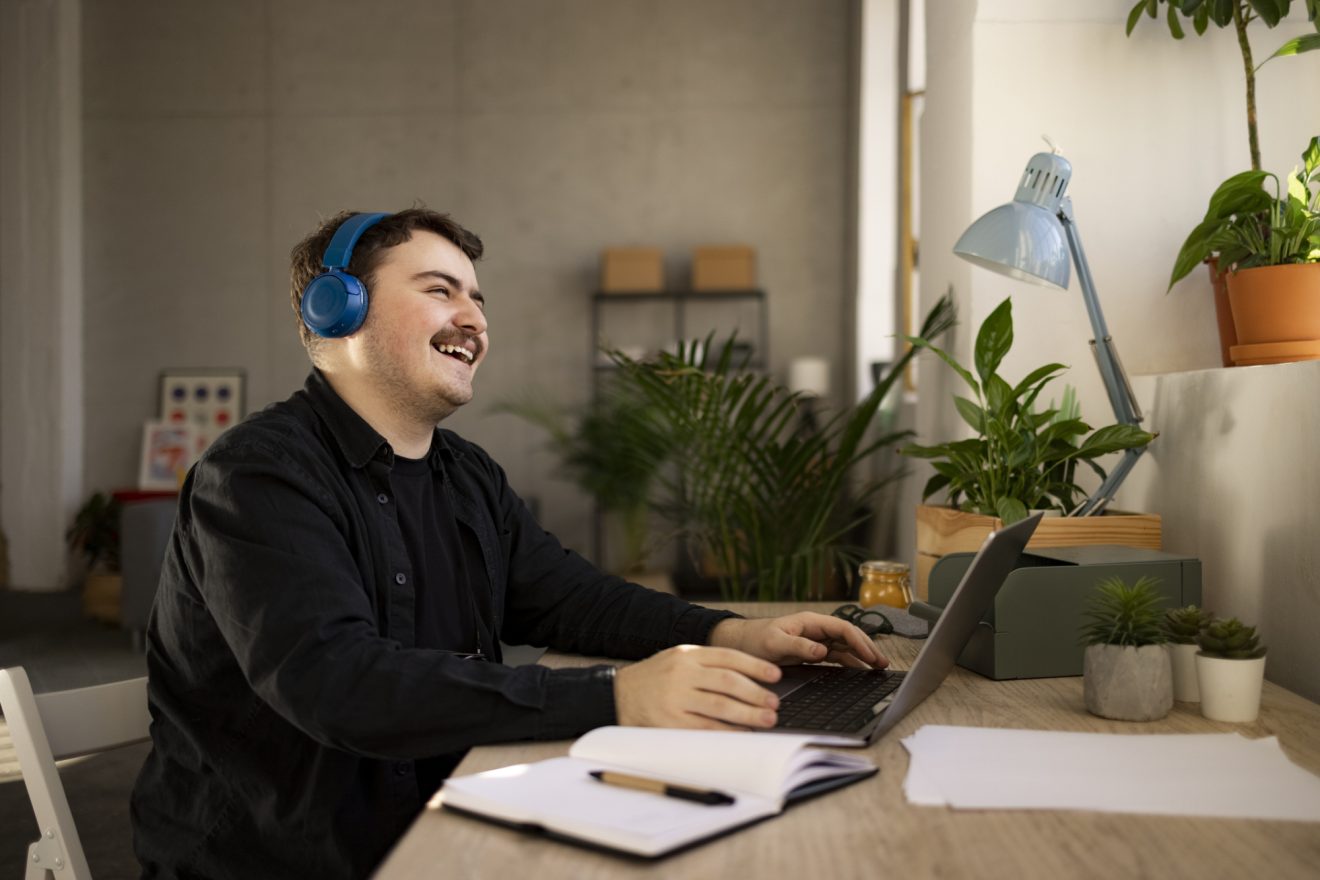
[857,560,912,609]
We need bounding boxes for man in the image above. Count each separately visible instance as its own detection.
[131,208,884,879]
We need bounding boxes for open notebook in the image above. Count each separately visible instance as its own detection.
[433,726,876,858]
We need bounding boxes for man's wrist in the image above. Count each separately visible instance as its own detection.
[708,618,747,651]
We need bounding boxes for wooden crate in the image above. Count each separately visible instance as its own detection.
[914,505,1162,599]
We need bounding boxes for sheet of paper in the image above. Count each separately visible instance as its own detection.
[900,725,1320,822]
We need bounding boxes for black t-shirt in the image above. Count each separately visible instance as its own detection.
[389,453,481,799]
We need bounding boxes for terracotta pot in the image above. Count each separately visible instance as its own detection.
[1206,259,1238,368]
[1226,263,1320,349]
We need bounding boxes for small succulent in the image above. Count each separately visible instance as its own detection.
[1162,605,1213,645]
[1198,617,1267,660]
[1081,576,1167,647]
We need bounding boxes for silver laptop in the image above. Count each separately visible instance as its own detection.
[767,512,1042,745]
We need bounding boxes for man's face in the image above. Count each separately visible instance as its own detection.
[347,230,488,425]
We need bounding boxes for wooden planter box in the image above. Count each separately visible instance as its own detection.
[914,505,1162,600]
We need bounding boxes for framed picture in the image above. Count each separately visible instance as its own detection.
[158,368,246,456]
[139,420,197,491]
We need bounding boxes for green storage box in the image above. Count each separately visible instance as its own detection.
[912,545,1202,680]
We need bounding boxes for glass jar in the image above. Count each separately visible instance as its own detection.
[858,560,912,609]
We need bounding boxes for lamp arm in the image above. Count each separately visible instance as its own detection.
[1072,447,1146,517]
[1057,198,1143,427]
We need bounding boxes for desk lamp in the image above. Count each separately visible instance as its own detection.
[953,150,1146,516]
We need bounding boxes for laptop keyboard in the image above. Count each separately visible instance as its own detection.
[774,667,906,733]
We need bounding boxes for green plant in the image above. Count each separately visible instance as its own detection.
[66,492,122,574]
[1198,616,1268,658]
[1162,604,1214,643]
[607,294,956,601]
[1168,136,1320,288]
[1081,576,1168,647]
[496,389,670,572]
[899,298,1156,523]
[1127,0,1320,172]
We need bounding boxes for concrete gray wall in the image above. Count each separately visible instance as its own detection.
[80,0,856,559]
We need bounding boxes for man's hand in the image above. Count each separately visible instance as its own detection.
[613,645,782,730]
[708,613,889,670]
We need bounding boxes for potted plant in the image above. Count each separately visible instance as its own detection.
[498,389,670,577]
[1129,0,1320,363]
[1162,604,1214,701]
[900,297,1159,596]
[66,491,123,624]
[1081,576,1173,721]
[1167,137,1320,365]
[1196,616,1268,722]
[605,295,956,601]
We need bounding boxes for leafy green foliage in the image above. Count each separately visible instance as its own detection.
[1081,576,1168,647]
[1168,137,1320,288]
[66,492,122,573]
[1198,617,1268,658]
[605,294,956,601]
[899,299,1156,521]
[496,390,670,571]
[1162,604,1214,644]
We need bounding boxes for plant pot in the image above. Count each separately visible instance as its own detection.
[1083,644,1172,722]
[82,572,123,625]
[1207,258,1238,368]
[1196,652,1266,723]
[914,505,1161,599]
[1167,642,1200,702]
[1226,264,1320,365]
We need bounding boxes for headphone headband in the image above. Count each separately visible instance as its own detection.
[322,212,391,270]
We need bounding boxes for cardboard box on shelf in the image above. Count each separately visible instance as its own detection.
[600,247,664,293]
[692,245,756,291]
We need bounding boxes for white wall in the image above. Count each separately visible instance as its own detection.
[909,0,1320,697]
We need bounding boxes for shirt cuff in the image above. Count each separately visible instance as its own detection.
[536,665,618,740]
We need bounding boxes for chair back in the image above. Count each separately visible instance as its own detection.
[0,666,150,880]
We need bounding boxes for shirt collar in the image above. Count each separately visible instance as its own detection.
[303,369,461,470]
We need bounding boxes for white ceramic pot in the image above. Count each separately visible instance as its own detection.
[1083,644,1173,721]
[1167,642,1200,702]
[1196,652,1267,723]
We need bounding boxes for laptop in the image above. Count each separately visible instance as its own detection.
[766,512,1042,745]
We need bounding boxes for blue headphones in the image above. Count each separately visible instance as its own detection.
[301,212,391,338]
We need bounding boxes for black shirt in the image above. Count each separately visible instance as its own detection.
[130,370,737,880]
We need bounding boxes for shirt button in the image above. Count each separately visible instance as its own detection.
[377,493,389,504]
[394,762,410,776]
[395,572,407,585]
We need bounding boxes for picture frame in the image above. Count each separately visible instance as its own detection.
[158,368,246,455]
[139,420,197,491]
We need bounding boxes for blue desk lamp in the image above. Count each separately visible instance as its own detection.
[953,150,1146,516]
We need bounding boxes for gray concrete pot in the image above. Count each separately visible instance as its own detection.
[1083,644,1173,721]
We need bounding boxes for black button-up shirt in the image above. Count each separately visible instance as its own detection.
[131,370,735,879]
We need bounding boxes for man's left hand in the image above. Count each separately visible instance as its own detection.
[708,613,889,670]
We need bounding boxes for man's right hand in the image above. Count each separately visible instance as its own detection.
[613,645,782,730]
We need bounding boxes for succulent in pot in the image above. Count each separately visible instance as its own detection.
[1162,604,1213,701]
[1196,617,1268,722]
[1080,576,1172,721]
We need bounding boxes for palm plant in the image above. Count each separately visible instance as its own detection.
[608,294,956,601]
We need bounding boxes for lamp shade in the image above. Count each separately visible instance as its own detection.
[953,152,1074,290]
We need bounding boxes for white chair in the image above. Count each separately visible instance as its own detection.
[0,667,150,880]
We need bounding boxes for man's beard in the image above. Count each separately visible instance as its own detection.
[361,334,472,427]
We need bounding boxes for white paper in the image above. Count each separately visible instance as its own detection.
[901,725,1320,822]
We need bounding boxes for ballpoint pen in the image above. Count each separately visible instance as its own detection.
[588,770,736,806]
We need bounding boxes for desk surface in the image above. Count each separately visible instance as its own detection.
[374,602,1320,880]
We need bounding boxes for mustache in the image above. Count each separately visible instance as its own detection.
[431,329,484,359]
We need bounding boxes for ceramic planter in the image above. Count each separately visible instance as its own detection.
[1226,263,1320,365]
[1196,652,1267,723]
[1167,642,1200,702]
[1083,644,1172,721]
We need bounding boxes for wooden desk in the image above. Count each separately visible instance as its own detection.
[374,603,1320,879]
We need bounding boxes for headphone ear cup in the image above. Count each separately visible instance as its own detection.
[302,271,369,338]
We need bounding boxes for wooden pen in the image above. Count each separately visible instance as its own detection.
[588,770,736,806]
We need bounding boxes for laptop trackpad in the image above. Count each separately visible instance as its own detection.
[768,665,832,698]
